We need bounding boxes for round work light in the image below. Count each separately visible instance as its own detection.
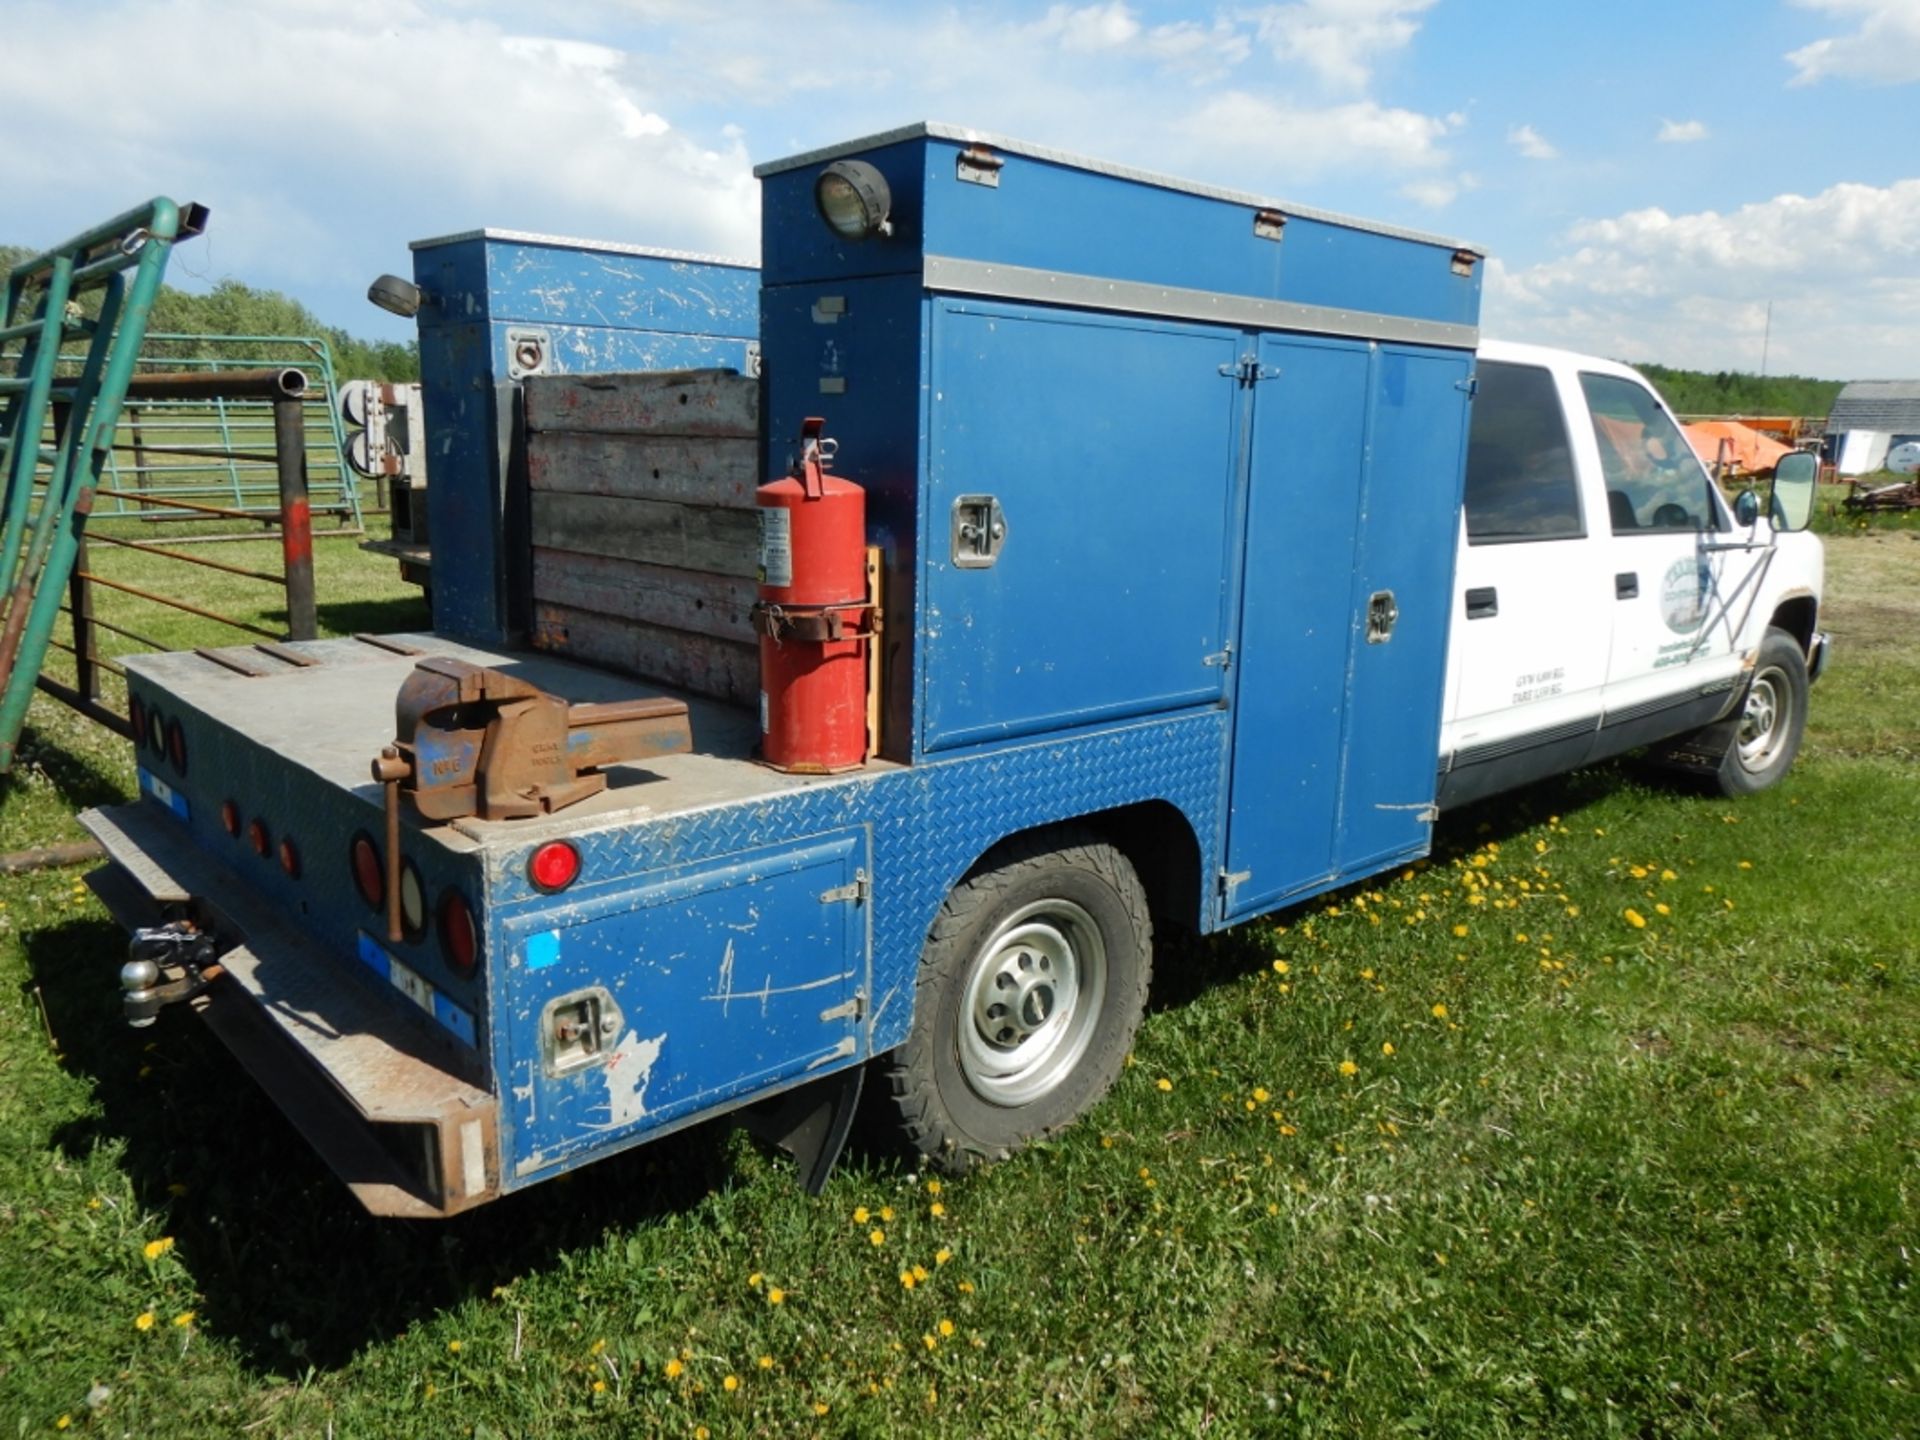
[814,160,893,241]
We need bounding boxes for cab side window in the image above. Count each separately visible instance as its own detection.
[1579,372,1721,533]
[1463,361,1583,544]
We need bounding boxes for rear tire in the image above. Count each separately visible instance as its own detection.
[1713,626,1809,795]
[881,828,1152,1174]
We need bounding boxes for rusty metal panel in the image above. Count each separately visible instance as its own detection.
[522,368,758,438]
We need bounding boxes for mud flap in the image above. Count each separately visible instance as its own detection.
[737,1064,865,1195]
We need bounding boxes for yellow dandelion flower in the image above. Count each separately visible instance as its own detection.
[592,1379,607,1395]
[1630,866,1648,879]
[693,1427,707,1440]
[870,1228,886,1246]
[447,1340,463,1354]
[922,1333,938,1351]
[879,1205,895,1222]
[930,1202,946,1217]
[134,1311,156,1331]
[1624,908,1647,929]
[1654,903,1671,916]
[935,1247,953,1266]
[1452,923,1469,937]
[1514,933,1528,944]
[1381,1042,1395,1056]
[723,1374,740,1392]
[1660,869,1677,882]
[1155,1077,1173,1092]
[142,1237,174,1261]
[925,1179,941,1195]
[1359,967,1375,980]
[1272,959,1290,975]
[912,1264,930,1282]
[1252,1086,1270,1103]
[958,1280,975,1293]
[758,1354,774,1369]
[1338,1059,1358,1077]
[900,1271,916,1290]
[747,1271,763,1289]
[938,1318,955,1338]
[767,1287,785,1305]
[1566,904,1580,918]
[664,1358,685,1380]
[851,1206,869,1225]
[56,1418,71,1432]
[813,1402,831,1417]
[1738,860,1752,870]
[1431,1002,1448,1019]
[1279,1124,1298,1136]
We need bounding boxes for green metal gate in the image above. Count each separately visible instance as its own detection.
[0,197,206,771]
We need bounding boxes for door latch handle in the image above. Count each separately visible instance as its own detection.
[1366,589,1398,644]
[1464,586,1498,619]
[951,495,1007,568]
[1616,571,1639,599]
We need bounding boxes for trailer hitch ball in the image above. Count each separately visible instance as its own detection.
[121,957,164,1028]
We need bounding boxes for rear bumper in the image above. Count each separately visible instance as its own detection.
[80,802,499,1219]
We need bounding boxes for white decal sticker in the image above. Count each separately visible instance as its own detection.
[594,1029,667,1129]
[1660,557,1712,635]
[758,506,793,588]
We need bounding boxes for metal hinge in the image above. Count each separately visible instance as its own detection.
[957,145,1004,187]
[820,869,870,905]
[1219,355,1278,386]
[1203,644,1233,670]
[1456,375,1478,398]
[1218,869,1251,897]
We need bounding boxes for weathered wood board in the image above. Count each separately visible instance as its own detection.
[523,370,761,704]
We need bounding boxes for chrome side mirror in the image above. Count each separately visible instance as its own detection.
[1733,489,1760,527]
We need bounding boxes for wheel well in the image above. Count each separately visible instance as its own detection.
[1771,595,1818,655]
[963,803,1205,935]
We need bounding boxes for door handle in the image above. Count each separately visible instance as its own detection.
[1464,586,1498,620]
[1616,571,1639,599]
[951,495,1008,568]
[1365,590,1398,643]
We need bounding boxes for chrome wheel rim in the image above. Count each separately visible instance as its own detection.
[1737,667,1788,771]
[956,898,1106,1107]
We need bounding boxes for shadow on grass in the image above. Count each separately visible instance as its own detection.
[1147,762,1643,1015]
[4,722,131,811]
[315,592,431,637]
[24,915,748,1375]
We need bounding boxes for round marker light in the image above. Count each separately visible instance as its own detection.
[130,696,148,750]
[814,160,893,241]
[438,890,478,977]
[399,859,426,939]
[166,718,188,775]
[528,840,581,893]
[220,800,240,837]
[278,836,301,879]
[350,831,384,909]
[146,706,166,756]
[248,818,270,857]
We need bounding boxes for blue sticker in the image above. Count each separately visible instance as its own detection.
[433,992,478,1046]
[525,930,562,972]
[355,930,392,979]
[137,768,190,821]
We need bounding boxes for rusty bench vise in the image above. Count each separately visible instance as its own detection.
[372,657,693,823]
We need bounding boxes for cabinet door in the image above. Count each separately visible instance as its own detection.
[921,301,1241,753]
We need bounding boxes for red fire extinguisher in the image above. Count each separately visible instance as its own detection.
[753,418,871,772]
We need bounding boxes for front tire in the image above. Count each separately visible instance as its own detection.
[882,828,1152,1173]
[1714,626,1809,795]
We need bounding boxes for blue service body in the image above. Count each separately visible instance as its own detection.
[95,124,1482,1215]
[410,230,759,644]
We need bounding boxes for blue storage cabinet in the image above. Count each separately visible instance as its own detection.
[755,124,1481,914]
[409,230,760,644]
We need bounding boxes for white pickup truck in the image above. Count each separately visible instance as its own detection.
[1438,340,1828,809]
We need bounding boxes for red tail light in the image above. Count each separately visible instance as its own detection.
[350,832,384,909]
[220,800,240,837]
[438,890,478,977]
[166,718,188,775]
[130,696,148,750]
[528,841,581,892]
[248,818,270,857]
[278,837,301,878]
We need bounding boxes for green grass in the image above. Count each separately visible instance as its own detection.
[1,538,1914,1437]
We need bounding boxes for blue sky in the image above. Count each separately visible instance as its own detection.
[6,0,1917,377]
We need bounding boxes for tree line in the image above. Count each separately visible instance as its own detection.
[1633,362,1844,420]
[1,242,418,382]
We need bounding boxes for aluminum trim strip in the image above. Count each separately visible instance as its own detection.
[922,255,1481,350]
[755,121,1481,254]
[409,227,755,268]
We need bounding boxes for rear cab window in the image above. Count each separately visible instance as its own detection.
[1580,371,1726,534]
[1462,361,1584,544]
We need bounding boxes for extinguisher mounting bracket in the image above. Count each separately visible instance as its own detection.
[793,416,838,499]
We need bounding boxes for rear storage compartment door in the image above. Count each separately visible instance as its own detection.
[499,830,869,1181]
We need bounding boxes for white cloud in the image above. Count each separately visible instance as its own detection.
[1249,0,1438,91]
[1507,124,1558,160]
[1786,0,1920,86]
[1032,3,1143,52]
[1178,92,1454,178]
[1402,173,1476,208]
[1485,178,1920,375]
[1657,117,1709,143]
